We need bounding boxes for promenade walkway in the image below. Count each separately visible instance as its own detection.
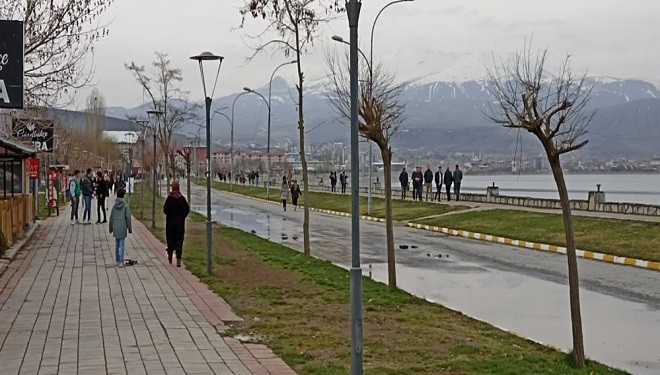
[0,206,295,375]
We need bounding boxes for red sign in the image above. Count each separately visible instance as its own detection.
[27,158,39,179]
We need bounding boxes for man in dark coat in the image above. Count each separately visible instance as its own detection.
[163,180,190,267]
[434,166,443,201]
[411,166,423,201]
[423,165,433,201]
[444,167,454,201]
[398,167,409,199]
[453,165,463,201]
[95,171,109,223]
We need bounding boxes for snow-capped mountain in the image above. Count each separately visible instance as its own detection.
[78,76,660,157]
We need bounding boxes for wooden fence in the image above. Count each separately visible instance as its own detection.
[0,195,35,250]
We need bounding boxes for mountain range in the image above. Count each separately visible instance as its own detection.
[53,76,660,158]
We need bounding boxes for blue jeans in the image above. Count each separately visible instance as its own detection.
[82,195,92,221]
[115,238,125,263]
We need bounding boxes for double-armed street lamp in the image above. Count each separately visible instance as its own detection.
[242,86,272,195]
[334,0,414,217]
[146,109,163,229]
[190,51,224,276]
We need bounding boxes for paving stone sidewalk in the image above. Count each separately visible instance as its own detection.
[0,205,296,375]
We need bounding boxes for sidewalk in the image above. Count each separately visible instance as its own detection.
[0,205,295,375]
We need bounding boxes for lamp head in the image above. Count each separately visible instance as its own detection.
[146,109,164,116]
[243,87,253,92]
[331,35,345,43]
[190,52,224,62]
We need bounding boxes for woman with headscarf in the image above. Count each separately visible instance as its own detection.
[163,180,190,267]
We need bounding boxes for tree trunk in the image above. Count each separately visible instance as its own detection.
[295,36,311,257]
[186,161,191,205]
[381,146,396,288]
[548,154,585,367]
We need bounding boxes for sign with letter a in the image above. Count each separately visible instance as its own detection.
[0,20,24,109]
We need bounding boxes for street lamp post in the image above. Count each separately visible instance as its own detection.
[125,132,138,202]
[136,120,149,220]
[147,110,163,229]
[191,51,224,276]
[266,60,297,197]
[346,0,363,374]
[230,91,249,189]
[243,87,272,194]
[334,0,414,216]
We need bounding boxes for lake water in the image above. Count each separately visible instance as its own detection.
[343,172,660,206]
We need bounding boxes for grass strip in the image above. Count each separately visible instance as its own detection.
[416,209,660,263]
[133,183,626,374]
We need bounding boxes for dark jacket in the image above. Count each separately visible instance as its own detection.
[109,198,132,239]
[444,170,453,186]
[164,191,190,228]
[81,175,93,196]
[291,185,302,200]
[423,169,433,183]
[411,171,423,187]
[399,171,409,186]
[96,179,109,198]
[340,173,347,185]
[434,171,442,185]
[453,169,463,184]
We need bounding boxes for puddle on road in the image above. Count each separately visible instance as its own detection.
[204,199,660,375]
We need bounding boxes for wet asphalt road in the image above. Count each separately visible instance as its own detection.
[188,183,660,375]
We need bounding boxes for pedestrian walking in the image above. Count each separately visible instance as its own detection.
[109,188,132,267]
[399,167,409,199]
[453,165,463,201]
[280,177,290,211]
[290,180,302,211]
[81,168,94,224]
[424,165,433,201]
[434,166,443,201]
[69,170,81,224]
[411,166,423,201]
[96,171,109,223]
[163,180,190,267]
[444,167,454,201]
[340,170,348,194]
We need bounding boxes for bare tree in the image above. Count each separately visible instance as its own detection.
[84,88,106,138]
[125,52,199,191]
[486,45,594,367]
[239,0,342,257]
[326,52,406,288]
[1,0,113,107]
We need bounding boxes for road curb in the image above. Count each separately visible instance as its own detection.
[405,222,660,272]
[215,187,659,272]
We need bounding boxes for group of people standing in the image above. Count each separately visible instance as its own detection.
[329,170,348,194]
[399,164,463,202]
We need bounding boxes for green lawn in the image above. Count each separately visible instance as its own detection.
[416,209,660,262]
[201,179,466,221]
[132,184,626,374]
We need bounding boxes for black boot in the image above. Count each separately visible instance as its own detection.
[166,249,172,264]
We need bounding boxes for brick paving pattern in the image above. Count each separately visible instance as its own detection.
[0,205,296,375]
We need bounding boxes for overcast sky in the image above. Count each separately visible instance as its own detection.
[76,0,660,109]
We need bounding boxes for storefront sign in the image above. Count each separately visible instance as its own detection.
[12,118,54,152]
[27,157,39,178]
[0,20,24,109]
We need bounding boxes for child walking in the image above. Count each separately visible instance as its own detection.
[109,188,132,267]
